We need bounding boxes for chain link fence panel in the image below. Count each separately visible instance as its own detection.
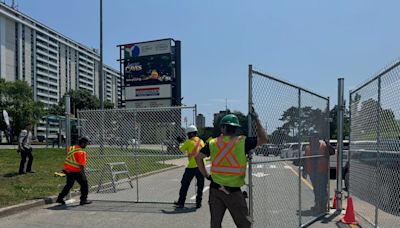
[249,66,329,228]
[349,59,400,227]
[78,106,197,203]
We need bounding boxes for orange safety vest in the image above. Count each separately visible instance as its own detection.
[210,136,246,175]
[305,142,328,174]
[64,145,86,172]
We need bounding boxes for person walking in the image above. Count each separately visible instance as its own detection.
[18,122,34,174]
[56,136,92,206]
[174,125,205,209]
[196,111,268,228]
[304,131,335,213]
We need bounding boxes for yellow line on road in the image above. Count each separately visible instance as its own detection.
[282,161,314,190]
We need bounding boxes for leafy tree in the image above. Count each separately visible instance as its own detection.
[48,89,115,117]
[329,105,350,139]
[0,79,45,141]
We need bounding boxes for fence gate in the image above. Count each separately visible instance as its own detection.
[78,106,197,203]
[349,60,400,227]
[248,65,330,227]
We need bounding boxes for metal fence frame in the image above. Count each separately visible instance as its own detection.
[77,105,197,204]
[349,59,400,227]
[248,65,330,227]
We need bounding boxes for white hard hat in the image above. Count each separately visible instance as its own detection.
[186,125,198,134]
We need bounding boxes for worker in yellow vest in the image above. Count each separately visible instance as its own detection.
[56,136,92,206]
[196,111,267,228]
[174,125,205,209]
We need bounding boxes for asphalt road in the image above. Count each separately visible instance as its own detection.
[1,155,341,228]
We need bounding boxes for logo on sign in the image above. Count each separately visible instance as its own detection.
[125,62,143,73]
[136,87,160,97]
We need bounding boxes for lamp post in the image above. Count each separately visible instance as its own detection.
[99,0,104,109]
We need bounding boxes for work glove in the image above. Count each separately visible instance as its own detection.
[249,106,259,119]
[176,136,184,144]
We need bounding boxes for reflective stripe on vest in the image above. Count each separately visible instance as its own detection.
[211,136,245,175]
[188,139,201,158]
[64,146,81,169]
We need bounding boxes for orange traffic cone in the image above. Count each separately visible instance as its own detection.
[341,196,358,225]
[331,192,337,209]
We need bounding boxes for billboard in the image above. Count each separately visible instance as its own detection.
[124,54,173,87]
[124,39,171,58]
[125,84,172,100]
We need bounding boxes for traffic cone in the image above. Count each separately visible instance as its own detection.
[331,192,337,209]
[341,196,358,225]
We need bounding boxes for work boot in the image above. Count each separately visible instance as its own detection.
[56,198,66,205]
[173,201,184,208]
[80,200,92,205]
[196,203,202,209]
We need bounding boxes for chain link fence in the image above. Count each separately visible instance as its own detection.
[248,65,330,227]
[349,59,400,227]
[78,106,197,203]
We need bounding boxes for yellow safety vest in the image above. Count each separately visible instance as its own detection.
[210,135,247,187]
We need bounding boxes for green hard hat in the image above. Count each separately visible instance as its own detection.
[220,114,241,127]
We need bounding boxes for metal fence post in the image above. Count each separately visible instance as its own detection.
[297,88,302,227]
[336,78,344,211]
[65,95,71,200]
[374,76,382,227]
[247,64,254,225]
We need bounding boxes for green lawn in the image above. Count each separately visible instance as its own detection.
[0,148,180,208]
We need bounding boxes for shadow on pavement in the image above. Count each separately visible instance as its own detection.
[47,201,197,214]
[3,172,21,177]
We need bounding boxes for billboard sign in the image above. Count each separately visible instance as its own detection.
[124,54,173,87]
[125,84,172,100]
[124,39,171,58]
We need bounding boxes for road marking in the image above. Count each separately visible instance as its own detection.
[282,162,313,190]
[256,164,263,168]
[269,165,276,169]
[283,166,291,169]
[252,172,269,177]
[190,186,210,200]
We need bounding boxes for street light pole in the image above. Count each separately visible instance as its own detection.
[99,0,104,109]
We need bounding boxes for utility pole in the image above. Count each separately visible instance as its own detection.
[99,0,104,109]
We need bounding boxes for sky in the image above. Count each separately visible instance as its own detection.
[11,0,400,126]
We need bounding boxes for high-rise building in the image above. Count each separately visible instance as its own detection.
[213,110,229,125]
[196,113,206,128]
[0,3,121,138]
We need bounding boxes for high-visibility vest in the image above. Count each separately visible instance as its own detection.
[187,139,202,158]
[210,135,247,187]
[305,142,328,174]
[64,145,86,172]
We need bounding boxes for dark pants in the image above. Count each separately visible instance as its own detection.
[310,172,328,210]
[178,167,204,205]
[19,148,33,173]
[58,172,88,202]
[209,187,251,228]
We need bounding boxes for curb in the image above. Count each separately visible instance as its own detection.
[0,165,184,218]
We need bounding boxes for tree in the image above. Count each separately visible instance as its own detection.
[0,79,45,141]
[329,105,350,139]
[48,89,115,117]
[212,110,248,137]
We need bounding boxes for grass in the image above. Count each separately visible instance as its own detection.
[0,147,181,208]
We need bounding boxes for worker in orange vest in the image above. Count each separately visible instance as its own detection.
[304,131,335,213]
[56,136,92,206]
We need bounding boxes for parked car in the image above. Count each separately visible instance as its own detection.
[280,142,309,160]
[255,144,284,156]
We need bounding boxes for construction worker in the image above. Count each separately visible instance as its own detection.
[196,111,268,228]
[56,136,92,206]
[174,125,205,208]
[303,131,335,213]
